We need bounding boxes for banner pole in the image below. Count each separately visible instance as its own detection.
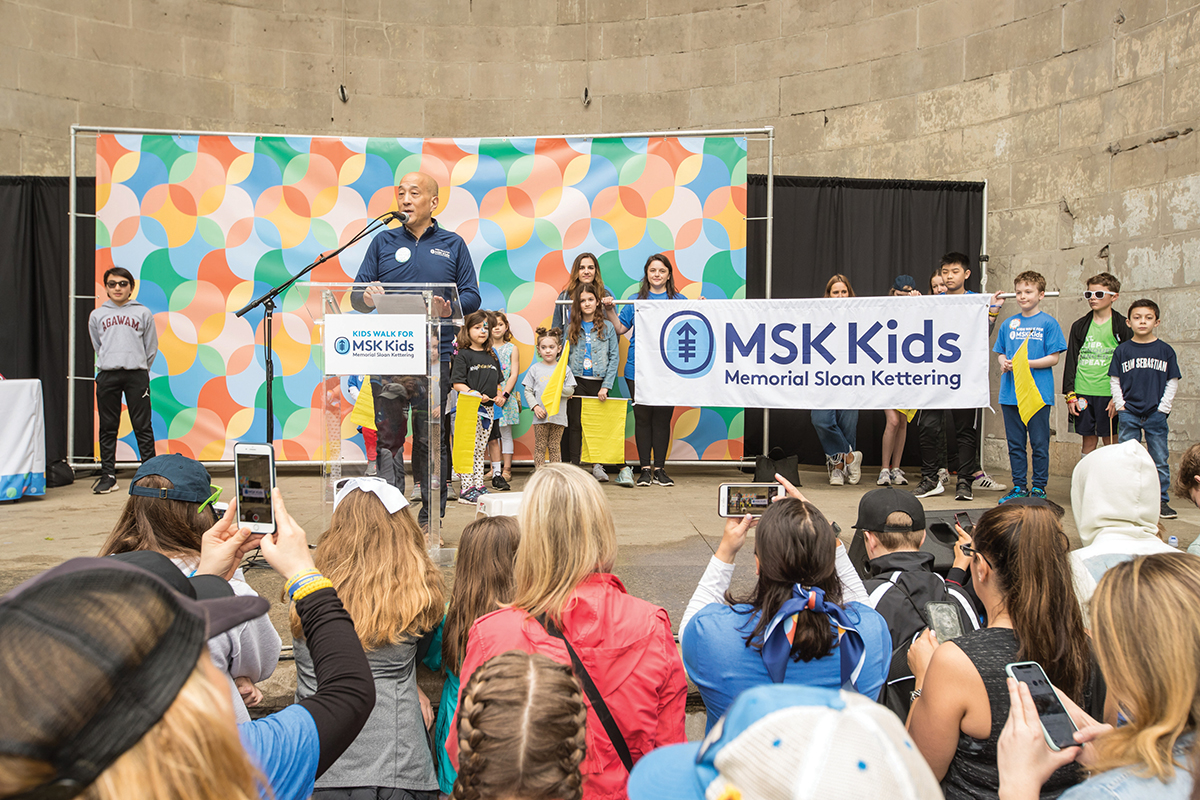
[762,127,775,457]
[68,126,78,467]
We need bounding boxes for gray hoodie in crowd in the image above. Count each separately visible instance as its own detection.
[88,299,158,371]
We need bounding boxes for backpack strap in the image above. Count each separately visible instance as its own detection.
[537,614,634,772]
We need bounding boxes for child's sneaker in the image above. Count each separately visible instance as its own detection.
[890,468,908,485]
[593,464,609,483]
[409,482,422,501]
[365,461,377,477]
[845,451,863,485]
[955,480,973,501]
[829,468,846,486]
[636,468,653,487]
[913,476,943,498]
[937,467,950,486]
[999,487,1029,504]
[492,474,511,491]
[457,488,480,505]
[1029,487,1047,500]
[877,468,892,486]
[1161,502,1179,520]
[616,466,635,487]
[972,471,1007,491]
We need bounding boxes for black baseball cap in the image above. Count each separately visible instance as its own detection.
[128,454,212,504]
[0,558,268,799]
[893,274,917,292]
[107,550,235,601]
[853,487,926,533]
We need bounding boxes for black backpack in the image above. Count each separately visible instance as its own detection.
[46,460,74,488]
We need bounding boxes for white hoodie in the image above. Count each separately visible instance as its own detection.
[1070,439,1174,626]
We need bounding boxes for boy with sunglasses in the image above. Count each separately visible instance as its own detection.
[1061,272,1131,456]
[88,266,158,493]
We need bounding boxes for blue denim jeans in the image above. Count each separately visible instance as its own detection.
[1001,404,1050,490]
[811,409,859,459]
[1118,409,1171,501]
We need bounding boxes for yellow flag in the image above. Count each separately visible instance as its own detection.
[899,409,918,422]
[580,398,628,463]
[453,393,483,475]
[1012,338,1046,424]
[540,340,571,417]
[348,376,376,430]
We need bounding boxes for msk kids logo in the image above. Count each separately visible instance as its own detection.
[660,310,716,377]
[334,337,351,355]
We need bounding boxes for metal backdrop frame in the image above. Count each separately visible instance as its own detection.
[67,124,774,467]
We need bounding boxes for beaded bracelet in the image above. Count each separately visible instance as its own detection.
[284,568,321,594]
[287,574,326,600]
[292,577,334,602]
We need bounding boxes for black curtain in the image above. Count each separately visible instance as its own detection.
[0,177,96,464]
[744,175,984,466]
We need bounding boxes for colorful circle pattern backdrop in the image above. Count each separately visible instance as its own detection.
[94,134,748,463]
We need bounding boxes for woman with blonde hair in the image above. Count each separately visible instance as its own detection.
[293,477,446,799]
[907,501,1099,799]
[448,463,687,800]
[998,551,1200,799]
[0,490,375,800]
[452,650,588,800]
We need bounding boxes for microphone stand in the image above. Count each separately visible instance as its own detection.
[236,210,402,446]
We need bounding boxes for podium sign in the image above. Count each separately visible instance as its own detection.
[324,314,427,375]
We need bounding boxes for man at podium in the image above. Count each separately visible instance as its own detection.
[352,171,481,527]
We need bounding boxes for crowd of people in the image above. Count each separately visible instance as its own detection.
[6,440,1200,800]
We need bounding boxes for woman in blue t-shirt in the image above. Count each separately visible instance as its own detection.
[608,253,684,488]
[679,493,891,731]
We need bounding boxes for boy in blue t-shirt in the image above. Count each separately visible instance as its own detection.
[1109,298,1183,519]
[992,271,1067,503]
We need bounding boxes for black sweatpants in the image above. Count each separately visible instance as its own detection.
[626,378,672,469]
[917,407,980,481]
[565,376,605,465]
[96,368,156,475]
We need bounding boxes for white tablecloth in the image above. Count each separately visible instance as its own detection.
[0,379,46,499]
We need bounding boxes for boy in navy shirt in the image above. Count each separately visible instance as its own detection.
[1110,298,1183,519]
[993,271,1067,503]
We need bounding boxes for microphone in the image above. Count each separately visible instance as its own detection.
[386,210,409,224]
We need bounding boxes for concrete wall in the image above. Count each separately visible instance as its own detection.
[5,0,1200,474]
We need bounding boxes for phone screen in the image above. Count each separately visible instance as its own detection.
[722,484,777,517]
[925,601,965,642]
[236,453,274,526]
[1008,663,1078,750]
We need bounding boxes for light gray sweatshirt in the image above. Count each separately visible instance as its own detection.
[522,359,576,426]
[88,299,158,371]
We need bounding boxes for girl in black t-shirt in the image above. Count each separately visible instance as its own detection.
[451,311,502,505]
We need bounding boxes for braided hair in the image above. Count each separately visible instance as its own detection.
[452,651,588,800]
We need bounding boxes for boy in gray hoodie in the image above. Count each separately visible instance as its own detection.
[88,267,158,493]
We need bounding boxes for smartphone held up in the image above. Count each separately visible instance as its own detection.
[718,483,785,518]
[1005,661,1079,751]
[234,443,276,535]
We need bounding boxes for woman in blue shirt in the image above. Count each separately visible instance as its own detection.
[680,494,891,731]
[608,253,684,488]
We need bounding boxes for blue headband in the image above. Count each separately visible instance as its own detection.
[760,585,868,691]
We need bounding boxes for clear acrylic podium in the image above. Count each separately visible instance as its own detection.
[302,281,463,552]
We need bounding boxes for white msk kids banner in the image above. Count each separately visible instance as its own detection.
[635,295,990,410]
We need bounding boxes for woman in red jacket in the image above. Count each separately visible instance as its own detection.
[448,463,687,800]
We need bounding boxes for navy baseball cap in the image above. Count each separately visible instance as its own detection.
[128,454,213,504]
[893,275,917,292]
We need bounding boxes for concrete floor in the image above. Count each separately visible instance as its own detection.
[4,460,1198,733]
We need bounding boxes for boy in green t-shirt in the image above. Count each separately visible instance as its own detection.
[1061,272,1132,455]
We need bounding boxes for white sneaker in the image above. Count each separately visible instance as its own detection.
[846,451,863,485]
[877,468,892,486]
[937,468,950,486]
[829,468,845,486]
[592,463,609,483]
[890,468,908,486]
[973,471,1007,491]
